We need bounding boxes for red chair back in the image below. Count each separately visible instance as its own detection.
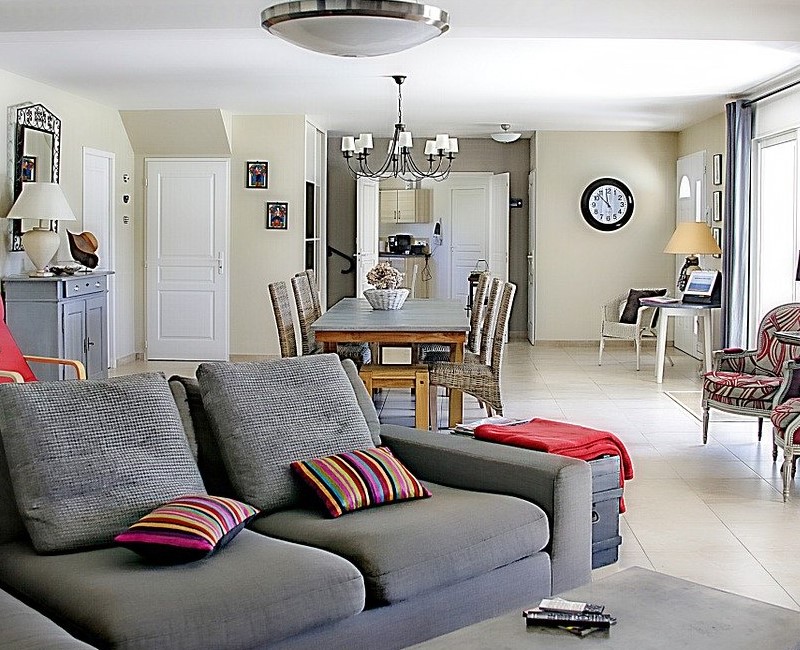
[0,296,37,383]
[754,303,800,376]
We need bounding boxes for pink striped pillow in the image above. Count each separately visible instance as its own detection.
[114,495,259,563]
[291,446,431,518]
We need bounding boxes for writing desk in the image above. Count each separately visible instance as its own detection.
[640,298,720,383]
[311,298,469,427]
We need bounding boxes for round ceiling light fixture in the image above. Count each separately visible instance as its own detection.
[491,124,521,143]
[261,0,450,57]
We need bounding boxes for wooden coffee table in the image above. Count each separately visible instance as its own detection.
[411,567,800,649]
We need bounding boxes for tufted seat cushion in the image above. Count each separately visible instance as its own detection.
[702,371,782,409]
[771,399,800,443]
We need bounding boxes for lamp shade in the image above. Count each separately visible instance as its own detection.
[663,222,721,255]
[5,182,76,222]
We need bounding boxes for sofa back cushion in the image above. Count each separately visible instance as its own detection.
[0,444,25,543]
[196,354,375,513]
[0,373,206,553]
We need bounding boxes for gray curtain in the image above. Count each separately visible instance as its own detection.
[722,100,754,347]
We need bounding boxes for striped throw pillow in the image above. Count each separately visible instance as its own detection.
[114,495,259,563]
[291,446,431,518]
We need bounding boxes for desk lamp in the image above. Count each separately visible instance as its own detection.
[663,222,721,291]
[4,182,77,277]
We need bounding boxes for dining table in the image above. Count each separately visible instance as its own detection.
[310,298,470,428]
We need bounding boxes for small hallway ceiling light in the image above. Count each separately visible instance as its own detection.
[491,124,521,143]
[261,0,450,57]
[341,75,458,181]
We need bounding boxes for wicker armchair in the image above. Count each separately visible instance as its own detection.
[291,272,371,366]
[598,289,672,371]
[419,272,493,365]
[428,281,516,431]
[268,281,298,358]
[702,302,800,444]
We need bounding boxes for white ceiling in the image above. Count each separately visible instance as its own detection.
[2,0,800,137]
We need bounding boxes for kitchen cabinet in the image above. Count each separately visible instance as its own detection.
[3,271,112,380]
[379,189,432,224]
[381,254,430,298]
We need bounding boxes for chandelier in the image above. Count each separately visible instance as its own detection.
[341,76,458,181]
[261,1,450,58]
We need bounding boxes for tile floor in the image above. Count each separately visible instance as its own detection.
[115,341,800,609]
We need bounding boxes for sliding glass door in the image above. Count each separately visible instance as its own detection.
[752,131,798,333]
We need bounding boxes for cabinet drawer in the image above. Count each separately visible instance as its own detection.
[64,276,107,298]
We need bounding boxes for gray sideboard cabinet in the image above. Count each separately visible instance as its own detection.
[2,271,113,381]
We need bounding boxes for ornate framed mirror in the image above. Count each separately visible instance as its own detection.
[7,103,61,251]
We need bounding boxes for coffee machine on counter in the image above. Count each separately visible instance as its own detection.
[387,233,413,254]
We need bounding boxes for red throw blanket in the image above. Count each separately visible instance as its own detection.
[474,418,633,512]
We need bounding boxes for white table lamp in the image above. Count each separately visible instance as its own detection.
[664,222,721,291]
[4,182,77,277]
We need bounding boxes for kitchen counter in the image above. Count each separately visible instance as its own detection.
[379,252,430,258]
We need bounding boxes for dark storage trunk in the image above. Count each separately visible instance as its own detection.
[588,456,623,569]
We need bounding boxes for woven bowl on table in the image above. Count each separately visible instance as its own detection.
[363,288,410,310]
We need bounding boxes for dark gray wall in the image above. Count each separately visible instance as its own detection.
[326,137,531,334]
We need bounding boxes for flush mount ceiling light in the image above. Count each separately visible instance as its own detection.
[341,75,457,181]
[261,0,450,57]
[491,124,521,143]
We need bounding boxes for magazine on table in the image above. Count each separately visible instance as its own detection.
[453,416,530,435]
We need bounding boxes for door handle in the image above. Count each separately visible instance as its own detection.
[217,252,224,275]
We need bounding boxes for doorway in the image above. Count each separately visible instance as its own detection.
[145,158,230,360]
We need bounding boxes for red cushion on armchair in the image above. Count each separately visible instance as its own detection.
[0,296,36,383]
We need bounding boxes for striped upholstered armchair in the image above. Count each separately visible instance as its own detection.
[702,303,800,445]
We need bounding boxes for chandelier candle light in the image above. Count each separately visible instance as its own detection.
[341,75,458,181]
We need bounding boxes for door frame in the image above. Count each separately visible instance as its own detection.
[144,157,230,360]
[82,146,115,368]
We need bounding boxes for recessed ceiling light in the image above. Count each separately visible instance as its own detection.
[261,0,450,58]
[491,124,521,143]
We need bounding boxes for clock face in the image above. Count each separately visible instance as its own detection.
[580,178,634,232]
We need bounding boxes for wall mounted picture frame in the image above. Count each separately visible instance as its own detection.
[246,161,268,189]
[712,154,723,186]
[712,226,722,258]
[266,202,288,230]
[20,155,36,182]
[712,190,722,222]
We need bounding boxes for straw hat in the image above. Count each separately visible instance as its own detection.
[67,231,99,268]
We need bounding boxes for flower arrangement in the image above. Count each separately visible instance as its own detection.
[366,262,404,290]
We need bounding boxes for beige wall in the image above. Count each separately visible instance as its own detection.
[326,137,531,333]
[535,131,678,340]
[0,68,136,359]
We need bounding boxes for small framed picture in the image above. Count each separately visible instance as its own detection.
[266,202,288,230]
[712,153,723,186]
[20,155,36,182]
[246,161,268,189]
[712,190,722,222]
[712,227,721,259]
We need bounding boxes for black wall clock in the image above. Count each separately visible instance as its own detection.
[580,177,634,232]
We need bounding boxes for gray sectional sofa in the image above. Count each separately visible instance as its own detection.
[0,355,592,649]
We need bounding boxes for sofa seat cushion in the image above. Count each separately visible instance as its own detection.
[252,482,549,605]
[0,531,365,650]
[0,588,94,649]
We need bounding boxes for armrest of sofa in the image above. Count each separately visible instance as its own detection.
[380,424,592,594]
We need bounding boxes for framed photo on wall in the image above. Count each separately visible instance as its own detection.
[712,154,723,186]
[712,227,721,259]
[246,161,268,189]
[266,202,288,230]
[712,190,722,222]
[20,155,36,182]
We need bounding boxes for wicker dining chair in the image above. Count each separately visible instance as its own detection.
[419,272,493,364]
[268,281,298,358]
[428,280,516,432]
[291,273,371,366]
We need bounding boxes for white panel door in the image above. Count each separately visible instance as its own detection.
[145,159,229,360]
[356,177,380,295]
[82,147,115,368]
[527,170,536,344]
[489,172,510,283]
[450,182,490,306]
